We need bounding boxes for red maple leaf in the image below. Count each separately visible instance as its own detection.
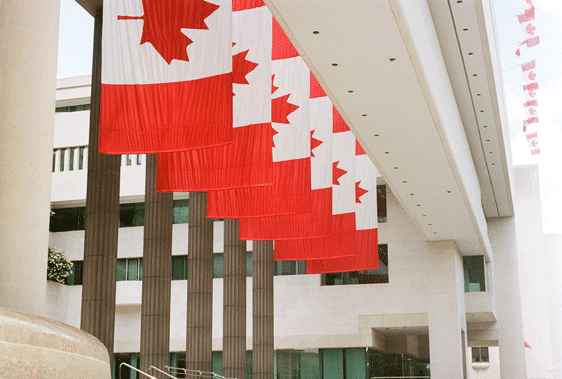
[232,50,258,85]
[332,161,347,185]
[529,108,536,115]
[532,140,538,147]
[271,125,279,148]
[310,130,323,157]
[355,181,368,203]
[525,23,536,35]
[272,94,299,124]
[118,0,220,64]
[271,74,279,94]
[528,71,537,81]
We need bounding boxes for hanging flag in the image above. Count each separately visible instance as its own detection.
[206,16,312,218]
[523,82,539,100]
[524,100,538,107]
[521,61,536,72]
[274,107,356,261]
[238,72,332,240]
[156,1,273,191]
[306,140,380,274]
[524,341,532,349]
[526,132,540,155]
[100,0,233,154]
[521,36,540,48]
[517,5,535,24]
[516,36,540,56]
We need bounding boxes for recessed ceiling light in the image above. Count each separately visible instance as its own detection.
[374,134,379,137]
[348,90,353,93]
[332,63,338,66]
[362,114,367,117]
[389,58,396,62]
[313,31,319,34]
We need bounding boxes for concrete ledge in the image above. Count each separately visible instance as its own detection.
[0,307,110,378]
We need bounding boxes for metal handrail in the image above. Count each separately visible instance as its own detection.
[165,366,235,379]
[119,363,157,379]
[149,366,179,379]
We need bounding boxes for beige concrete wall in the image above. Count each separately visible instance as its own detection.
[0,0,60,316]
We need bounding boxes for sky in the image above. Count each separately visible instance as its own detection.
[56,0,562,234]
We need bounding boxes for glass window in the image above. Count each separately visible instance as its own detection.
[55,104,91,113]
[464,255,486,292]
[119,203,145,227]
[246,251,253,277]
[136,154,143,165]
[49,207,86,232]
[127,258,138,281]
[213,253,225,278]
[172,255,188,280]
[173,200,189,224]
[59,148,65,172]
[472,347,489,363]
[116,259,127,281]
[377,185,387,223]
[78,147,85,170]
[52,151,56,172]
[274,260,306,276]
[116,258,143,281]
[126,154,132,166]
[322,245,388,285]
[68,148,75,171]
[65,260,83,285]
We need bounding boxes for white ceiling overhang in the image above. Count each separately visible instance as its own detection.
[263,0,513,257]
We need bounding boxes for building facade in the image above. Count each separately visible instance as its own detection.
[44,77,560,379]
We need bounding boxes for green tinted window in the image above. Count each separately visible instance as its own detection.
[116,259,127,281]
[173,200,189,224]
[213,253,224,278]
[172,256,187,280]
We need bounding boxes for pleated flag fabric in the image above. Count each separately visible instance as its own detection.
[306,141,380,274]
[273,107,356,260]
[156,1,273,191]
[238,72,332,240]
[100,0,233,154]
[206,16,312,218]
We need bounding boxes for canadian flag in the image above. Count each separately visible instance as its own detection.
[516,36,540,57]
[206,16,312,218]
[521,61,536,72]
[274,108,356,260]
[525,100,538,108]
[526,132,540,155]
[517,5,535,24]
[306,140,380,274]
[100,0,233,154]
[156,1,273,191]
[523,82,539,101]
[238,73,332,240]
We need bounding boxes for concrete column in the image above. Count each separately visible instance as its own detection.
[427,240,467,379]
[253,241,274,379]
[488,216,527,378]
[140,155,173,377]
[223,219,247,379]
[80,8,122,360]
[186,192,214,372]
[0,0,60,316]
